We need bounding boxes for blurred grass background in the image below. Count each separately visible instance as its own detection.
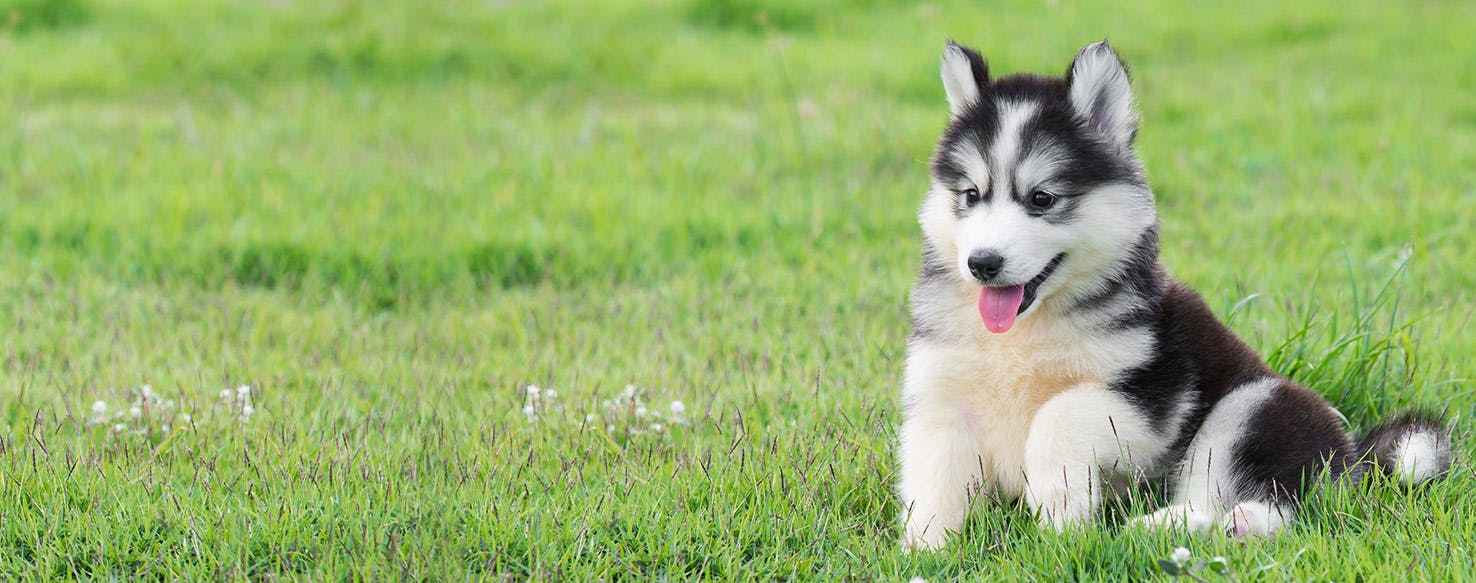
[0,0,1473,579]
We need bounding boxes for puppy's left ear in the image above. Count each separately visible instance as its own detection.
[1067,40,1138,148]
[941,40,990,117]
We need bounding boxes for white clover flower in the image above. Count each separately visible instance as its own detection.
[650,423,664,432]
[669,400,686,415]
[237,385,251,397]
[181,413,192,423]
[546,389,557,399]
[525,385,541,397]
[242,404,255,416]
[141,385,154,397]
[112,423,127,432]
[522,405,535,416]
[220,389,232,399]
[160,424,170,433]
[635,406,648,417]
[1170,547,1192,565]
[585,413,596,422]
[623,384,637,398]
[91,401,108,415]
[129,406,142,417]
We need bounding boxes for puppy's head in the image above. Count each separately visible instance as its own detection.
[920,41,1157,332]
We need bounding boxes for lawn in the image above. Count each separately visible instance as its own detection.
[1,0,1473,579]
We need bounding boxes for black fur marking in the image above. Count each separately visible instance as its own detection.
[1073,273,1130,315]
[931,71,1142,226]
[909,244,955,341]
[1039,194,1083,225]
[918,243,951,279]
[1109,347,1199,436]
[1103,307,1158,332]
[947,184,996,217]
[1160,282,1274,408]
[1100,262,1193,432]
[906,323,936,343]
[1073,228,1161,328]
[1016,102,1141,202]
[1013,253,1066,315]
[931,99,1001,220]
[1106,268,1274,442]
[1232,381,1357,502]
[930,76,1046,194]
[930,156,969,187]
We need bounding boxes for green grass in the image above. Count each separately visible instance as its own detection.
[1,0,1473,579]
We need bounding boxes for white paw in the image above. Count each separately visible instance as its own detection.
[1220,501,1291,538]
[1128,504,1217,533]
[1027,481,1096,532]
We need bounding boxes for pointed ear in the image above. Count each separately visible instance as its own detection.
[1067,41,1139,148]
[941,41,989,117]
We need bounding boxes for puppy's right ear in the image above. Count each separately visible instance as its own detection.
[941,41,989,117]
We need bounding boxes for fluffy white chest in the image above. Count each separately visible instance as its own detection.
[904,312,1153,496]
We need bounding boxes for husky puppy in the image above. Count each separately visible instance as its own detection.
[897,40,1452,549]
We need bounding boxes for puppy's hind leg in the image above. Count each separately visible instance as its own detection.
[1132,377,1353,537]
[1215,378,1354,537]
[1129,380,1277,533]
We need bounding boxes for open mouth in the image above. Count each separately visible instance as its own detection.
[977,253,1066,334]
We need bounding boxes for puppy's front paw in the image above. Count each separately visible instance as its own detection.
[1026,481,1095,532]
[1220,501,1291,538]
[1128,504,1216,533]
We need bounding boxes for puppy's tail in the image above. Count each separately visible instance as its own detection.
[1355,411,1453,484]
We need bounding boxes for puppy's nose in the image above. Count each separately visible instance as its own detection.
[968,250,1005,282]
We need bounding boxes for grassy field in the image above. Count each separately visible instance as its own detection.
[1,0,1473,579]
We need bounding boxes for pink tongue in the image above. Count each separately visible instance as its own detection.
[978,285,1025,333]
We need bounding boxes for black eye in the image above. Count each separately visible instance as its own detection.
[1029,190,1057,210]
[962,188,981,207]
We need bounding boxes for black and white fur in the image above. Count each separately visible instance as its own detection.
[897,40,1453,549]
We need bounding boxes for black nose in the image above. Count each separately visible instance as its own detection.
[967,251,1005,282]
